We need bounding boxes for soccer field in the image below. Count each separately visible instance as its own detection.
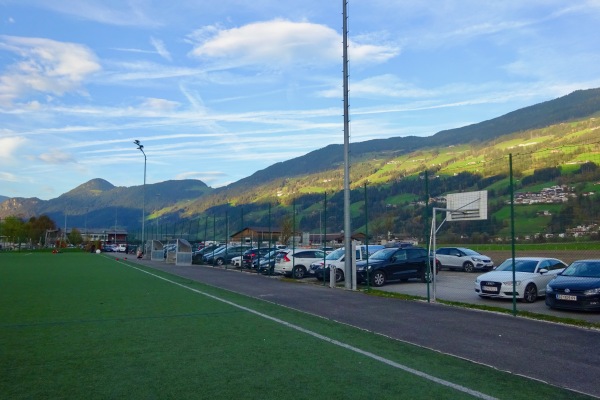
[0,252,593,399]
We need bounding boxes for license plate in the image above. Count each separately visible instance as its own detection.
[556,294,577,301]
[482,286,498,292]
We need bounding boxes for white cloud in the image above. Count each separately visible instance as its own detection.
[38,150,76,164]
[319,75,434,99]
[0,35,101,105]
[150,37,172,61]
[140,97,180,112]
[19,0,160,27]
[0,171,19,182]
[0,136,27,161]
[188,19,399,70]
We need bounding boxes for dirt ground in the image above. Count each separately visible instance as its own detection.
[483,249,600,266]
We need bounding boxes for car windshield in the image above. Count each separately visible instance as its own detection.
[561,261,600,277]
[495,259,538,273]
[460,248,481,256]
[370,248,396,261]
[326,248,345,260]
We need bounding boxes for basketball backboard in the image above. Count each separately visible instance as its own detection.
[446,191,488,221]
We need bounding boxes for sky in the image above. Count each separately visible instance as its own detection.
[1,1,600,200]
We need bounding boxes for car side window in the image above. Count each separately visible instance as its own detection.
[537,260,550,271]
[295,251,310,258]
[409,248,427,259]
[548,260,566,270]
[394,250,407,261]
[451,249,461,256]
[437,248,448,255]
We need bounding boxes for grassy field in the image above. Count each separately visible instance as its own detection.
[0,252,594,399]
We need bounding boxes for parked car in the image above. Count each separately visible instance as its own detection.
[204,245,252,266]
[435,247,493,272]
[356,246,436,287]
[101,245,116,252]
[163,243,177,259]
[474,257,568,303]
[310,245,385,282]
[545,259,600,311]
[192,244,220,264]
[231,255,243,267]
[200,244,228,263]
[273,248,327,279]
[242,247,278,268]
[257,249,288,274]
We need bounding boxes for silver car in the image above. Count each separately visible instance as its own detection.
[436,247,493,272]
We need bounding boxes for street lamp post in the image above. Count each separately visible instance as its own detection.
[134,140,146,252]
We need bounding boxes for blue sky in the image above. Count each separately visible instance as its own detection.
[1,1,600,200]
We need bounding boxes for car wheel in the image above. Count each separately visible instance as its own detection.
[335,269,344,282]
[371,271,386,287]
[216,258,224,266]
[523,283,538,303]
[292,265,306,279]
[463,261,474,273]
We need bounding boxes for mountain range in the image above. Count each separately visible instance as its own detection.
[2,87,600,239]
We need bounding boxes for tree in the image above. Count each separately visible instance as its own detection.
[3,216,26,247]
[68,228,83,246]
[26,215,56,246]
[279,214,294,245]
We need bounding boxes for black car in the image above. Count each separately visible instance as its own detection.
[545,259,600,311]
[356,246,436,287]
[242,247,277,268]
[191,244,220,264]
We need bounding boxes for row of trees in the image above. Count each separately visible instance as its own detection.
[0,215,83,248]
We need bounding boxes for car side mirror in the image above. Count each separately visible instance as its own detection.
[538,268,548,274]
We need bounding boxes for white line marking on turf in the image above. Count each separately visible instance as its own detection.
[126,263,498,400]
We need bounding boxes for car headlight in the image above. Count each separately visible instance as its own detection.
[546,285,554,293]
[584,288,600,295]
[472,257,482,262]
[503,280,521,286]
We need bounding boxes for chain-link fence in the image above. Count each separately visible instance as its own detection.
[127,136,600,319]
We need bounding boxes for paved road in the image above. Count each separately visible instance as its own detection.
[377,270,600,323]
[129,257,600,398]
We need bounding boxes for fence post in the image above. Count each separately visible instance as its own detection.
[509,154,517,316]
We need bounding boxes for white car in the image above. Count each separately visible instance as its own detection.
[274,248,326,279]
[231,255,243,267]
[436,247,493,272]
[475,257,568,303]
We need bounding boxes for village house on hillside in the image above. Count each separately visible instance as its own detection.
[513,185,578,205]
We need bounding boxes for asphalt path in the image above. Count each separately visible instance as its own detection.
[378,270,600,323]
[126,257,600,398]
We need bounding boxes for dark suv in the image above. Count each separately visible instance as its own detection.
[356,246,436,287]
[242,247,277,268]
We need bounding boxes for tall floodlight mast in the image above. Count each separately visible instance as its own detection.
[134,140,146,252]
[342,0,353,290]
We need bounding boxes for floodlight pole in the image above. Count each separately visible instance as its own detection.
[134,140,146,251]
[342,0,353,290]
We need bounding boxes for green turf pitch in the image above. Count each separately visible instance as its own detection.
[0,252,592,399]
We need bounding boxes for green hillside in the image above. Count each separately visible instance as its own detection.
[175,116,600,243]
